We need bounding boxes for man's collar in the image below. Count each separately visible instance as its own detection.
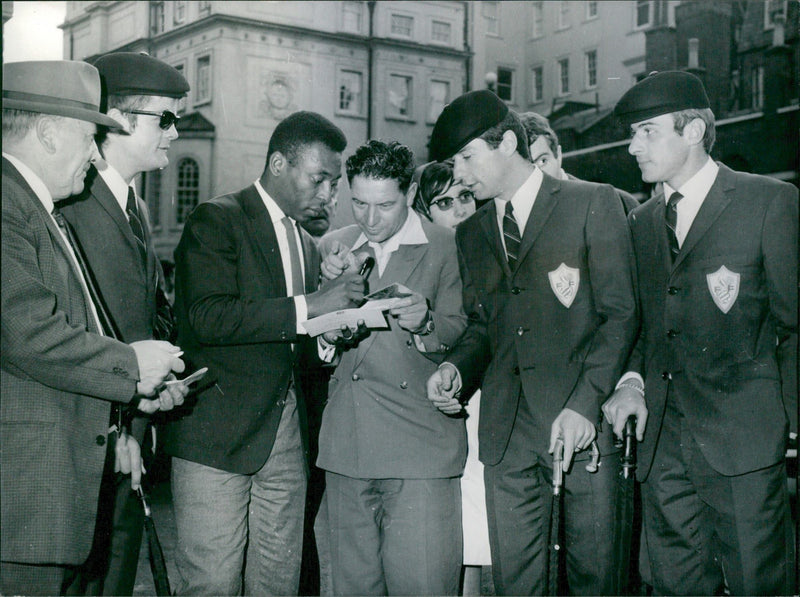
[254,179,291,224]
[664,157,718,200]
[96,161,132,212]
[2,151,54,213]
[352,209,428,251]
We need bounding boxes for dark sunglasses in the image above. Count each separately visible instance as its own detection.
[125,109,180,130]
[430,192,475,211]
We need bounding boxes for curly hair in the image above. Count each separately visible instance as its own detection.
[345,140,416,193]
[519,111,559,155]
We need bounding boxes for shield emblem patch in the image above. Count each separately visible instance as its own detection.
[548,263,580,308]
[706,265,740,314]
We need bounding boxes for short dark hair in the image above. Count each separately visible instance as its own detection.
[345,140,415,193]
[266,111,347,167]
[519,111,559,155]
[477,110,530,160]
[413,161,455,221]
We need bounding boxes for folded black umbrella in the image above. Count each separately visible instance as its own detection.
[547,439,565,596]
[137,487,171,597]
[614,416,638,595]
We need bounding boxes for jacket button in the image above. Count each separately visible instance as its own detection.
[352,374,360,381]
[280,331,288,340]
[662,371,671,381]
[439,344,449,352]
[406,339,413,347]
[511,287,521,295]
[512,366,520,375]
[667,286,679,295]
[517,327,525,336]
[96,434,106,446]
[666,329,679,339]
[400,381,408,389]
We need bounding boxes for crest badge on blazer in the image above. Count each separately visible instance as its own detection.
[706,265,740,314]
[548,263,580,308]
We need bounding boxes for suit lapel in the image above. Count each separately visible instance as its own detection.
[477,204,510,276]
[673,165,734,270]
[517,174,560,267]
[239,185,286,295]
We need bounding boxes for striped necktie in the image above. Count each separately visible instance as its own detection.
[126,187,148,270]
[503,201,522,269]
[665,191,683,262]
[281,216,304,295]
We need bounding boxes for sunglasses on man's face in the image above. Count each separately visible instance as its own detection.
[430,191,475,211]
[125,109,180,130]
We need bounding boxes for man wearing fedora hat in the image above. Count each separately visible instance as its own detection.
[58,52,190,596]
[1,60,186,595]
[426,90,638,595]
[602,70,796,595]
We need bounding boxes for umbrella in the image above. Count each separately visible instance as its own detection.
[547,438,565,596]
[136,487,172,597]
[614,415,638,594]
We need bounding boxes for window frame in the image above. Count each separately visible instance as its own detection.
[557,57,570,97]
[430,19,452,45]
[586,1,599,20]
[531,1,544,38]
[531,65,544,104]
[584,49,598,90]
[173,0,186,25]
[341,1,363,34]
[634,0,652,30]
[194,53,212,107]
[483,1,500,36]
[386,72,415,121]
[335,67,366,118]
[496,66,514,103]
[389,12,415,39]
[175,157,200,228]
[171,60,188,113]
[764,0,788,30]
[557,0,571,30]
[427,78,451,123]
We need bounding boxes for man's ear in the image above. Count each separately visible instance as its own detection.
[405,181,418,207]
[268,151,287,177]
[556,145,563,168]
[105,108,133,134]
[499,130,518,156]
[683,118,706,148]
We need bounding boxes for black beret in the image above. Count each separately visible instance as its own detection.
[429,89,508,162]
[614,70,709,127]
[91,52,190,98]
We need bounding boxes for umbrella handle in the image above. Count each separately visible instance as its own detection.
[552,438,564,492]
[136,486,152,517]
[584,441,601,473]
[622,415,638,479]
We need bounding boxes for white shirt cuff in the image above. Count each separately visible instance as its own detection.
[294,296,308,335]
[616,371,644,389]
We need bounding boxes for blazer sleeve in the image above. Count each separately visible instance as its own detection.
[563,186,639,420]
[763,183,799,433]
[176,200,299,345]
[1,198,138,402]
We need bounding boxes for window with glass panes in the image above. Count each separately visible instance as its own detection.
[176,158,199,225]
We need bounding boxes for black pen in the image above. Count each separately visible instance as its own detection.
[359,256,376,278]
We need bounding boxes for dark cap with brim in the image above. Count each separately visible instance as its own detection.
[614,70,710,127]
[92,52,190,98]
[3,60,122,129]
[429,89,509,162]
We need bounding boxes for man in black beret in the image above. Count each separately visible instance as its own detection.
[426,90,638,595]
[603,71,797,595]
[59,51,190,595]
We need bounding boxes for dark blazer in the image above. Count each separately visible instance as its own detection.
[627,163,798,480]
[1,158,139,565]
[316,219,468,479]
[448,172,638,466]
[60,166,175,344]
[162,184,321,474]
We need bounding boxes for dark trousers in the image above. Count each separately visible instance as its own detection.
[641,397,794,595]
[484,395,626,596]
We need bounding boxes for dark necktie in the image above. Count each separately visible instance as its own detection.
[281,216,304,296]
[51,206,119,339]
[665,191,683,262]
[126,187,148,270]
[503,201,522,269]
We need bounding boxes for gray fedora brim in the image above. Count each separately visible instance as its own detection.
[3,95,122,130]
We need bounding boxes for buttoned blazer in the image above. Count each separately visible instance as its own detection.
[1,158,139,565]
[60,166,175,344]
[315,220,468,479]
[448,173,638,466]
[161,184,320,474]
[627,163,798,480]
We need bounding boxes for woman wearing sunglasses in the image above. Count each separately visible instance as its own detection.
[413,161,492,596]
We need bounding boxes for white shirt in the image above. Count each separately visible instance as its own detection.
[3,151,104,333]
[663,157,719,247]
[253,180,308,331]
[96,161,137,219]
[351,209,428,276]
[493,166,543,253]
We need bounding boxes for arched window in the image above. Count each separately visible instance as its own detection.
[176,158,199,224]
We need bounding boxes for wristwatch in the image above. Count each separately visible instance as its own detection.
[414,311,435,336]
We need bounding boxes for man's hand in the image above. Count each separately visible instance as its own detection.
[549,408,596,472]
[388,285,429,333]
[320,242,362,280]
[130,340,185,396]
[307,271,367,318]
[322,320,370,350]
[602,383,648,441]
[135,373,191,414]
[114,432,144,491]
[427,363,463,414]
